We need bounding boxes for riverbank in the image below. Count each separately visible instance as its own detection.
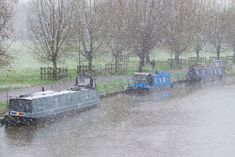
[0,76,131,115]
[1,68,235,115]
[1,77,235,157]
[0,68,188,114]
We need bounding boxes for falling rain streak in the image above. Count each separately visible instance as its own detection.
[1,81,235,157]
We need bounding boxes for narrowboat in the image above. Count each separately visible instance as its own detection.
[126,71,173,94]
[4,76,100,126]
[186,60,225,82]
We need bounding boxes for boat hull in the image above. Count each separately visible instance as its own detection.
[5,99,100,126]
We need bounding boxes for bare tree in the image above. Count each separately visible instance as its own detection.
[104,0,130,72]
[0,0,14,68]
[162,0,197,67]
[127,0,163,72]
[192,0,209,61]
[226,7,235,61]
[73,0,109,71]
[205,3,229,59]
[28,0,74,80]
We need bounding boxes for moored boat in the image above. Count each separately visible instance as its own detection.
[4,76,100,126]
[186,60,225,82]
[126,71,173,94]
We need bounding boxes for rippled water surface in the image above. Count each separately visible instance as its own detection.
[1,82,235,157]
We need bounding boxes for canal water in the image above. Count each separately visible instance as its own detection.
[1,81,235,157]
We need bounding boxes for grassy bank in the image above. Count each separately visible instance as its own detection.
[0,69,55,91]
[0,79,130,114]
[0,41,234,92]
[1,41,232,87]
[0,65,186,91]
[1,59,234,91]
[0,101,7,115]
[0,41,234,114]
[97,80,129,95]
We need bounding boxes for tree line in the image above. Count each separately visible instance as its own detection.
[1,0,235,80]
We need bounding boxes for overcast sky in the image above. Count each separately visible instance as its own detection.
[19,0,29,3]
[14,0,29,39]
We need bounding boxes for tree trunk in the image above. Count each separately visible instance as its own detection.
[138,55,145,72]
[52,60,57,81]
[216,51,220,60]
[88,55,93,71]
[114,56,119,74]
[175,52,180,68]
[145,54,150,64]
[196,51,200,62]
[216,46,221,60]
[233,45,235,63]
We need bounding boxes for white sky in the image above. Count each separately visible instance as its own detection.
[19,0,29,4]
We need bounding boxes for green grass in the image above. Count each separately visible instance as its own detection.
[0,41,233,113]
[148,45,233,59]
[0,101,7,114]
[97,80,128,95]
[0,69,54,91]
[0,40,234,91]
[0,80,130,113]
[8,41,233,70]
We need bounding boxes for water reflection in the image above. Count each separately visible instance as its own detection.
[1,80,235,157]
[4,126,37,146]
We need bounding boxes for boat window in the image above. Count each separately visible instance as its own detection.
[202,69,205,76]
[78,93,81,99]
[218,69,222,75]
[133,74,147,84]
[43,97,51,109]
[37,99,44,112]
[162,77,166,83]
[76,77,91,86]
[9,99,32,113]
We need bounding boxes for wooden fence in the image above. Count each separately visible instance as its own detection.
[119,55,129,64]
[40,67,69,80]
[105,63,128,75]
[77,65,97,76]
[156,60,168,67]
[167,59,188,69]
[188,57,207,66]
[167,56,235,69]
[209,56,226,61]
[40,55,235,80]
[188,57,207,62]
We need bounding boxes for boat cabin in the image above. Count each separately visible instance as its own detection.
[127,72,173,92]
[186,60,225,82]
[5,76,100,125]
[75,75,96,89]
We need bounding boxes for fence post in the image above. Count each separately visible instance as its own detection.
[40,67,43,80]
[177,73,180,81]
[43,67,46,80]
[50,67,53,80]
[46,67,48,80]
[104,84,107,95]
[79,65,81,74]
[57,68,61,80]
[66,67,68,79]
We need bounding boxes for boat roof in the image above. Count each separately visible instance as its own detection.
[12,89,90,100]
[133,72,150,76]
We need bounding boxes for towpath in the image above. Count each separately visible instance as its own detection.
[0,75,131,102]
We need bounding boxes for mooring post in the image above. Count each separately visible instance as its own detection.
[0,117,5,126]
[40,67,42,80]
[177,73,180,82]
